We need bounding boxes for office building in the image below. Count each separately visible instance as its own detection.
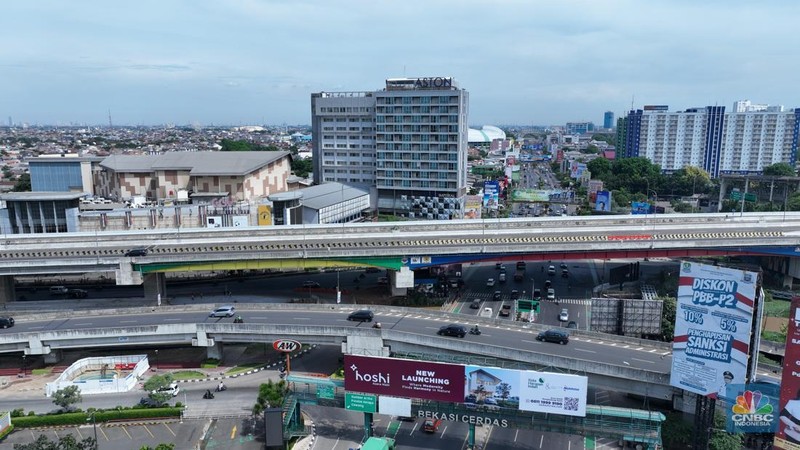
[603,111,614,129]
[28,155,104,194]
[312,76,470,219]
[310,92,376,187]
[565,122,595,135]
[618,106,800,177]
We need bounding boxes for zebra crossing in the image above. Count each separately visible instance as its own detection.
[461,292,592,305]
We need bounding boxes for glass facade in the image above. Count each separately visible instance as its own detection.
[30,161,84,192]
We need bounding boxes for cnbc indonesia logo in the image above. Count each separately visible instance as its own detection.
[731,390,774,427]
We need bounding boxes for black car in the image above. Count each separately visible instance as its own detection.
[347,309,374,322]
[536,329,569,345]
[510,290,519,300]
[138,396,165,407]
[492,291,502,301]
[469,299,481,309]
[67,288,88,299]
[125,248,148,257]
[437,324,467,338]
[0,316,14,329]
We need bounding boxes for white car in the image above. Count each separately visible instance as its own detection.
[152,382,180,397]
[486,278,496,287]
[547,288,556,301]
[209,305,235,318]
[559,308,569,322]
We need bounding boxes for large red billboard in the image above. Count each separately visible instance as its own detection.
[344,355,465,403]
[775,297,800,449]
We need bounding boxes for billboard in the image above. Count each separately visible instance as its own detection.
[725,382,779,434]
[631,202,650,215]
[483,181,500,210]
[519,371,588,417]
[775,297,800,449]
[344,355,465,403]
[669,261,757,397]
[464,195,482,220]
[570,162,587,179]
[463,365,587,417]
[595,191,611,212]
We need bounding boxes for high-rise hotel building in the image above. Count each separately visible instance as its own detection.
[311,77,469,219]
[618,105,800,178]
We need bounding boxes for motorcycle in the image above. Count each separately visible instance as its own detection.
[233,316,244,324]
[469,327,481,335]
[215,384,227,392]
[203,390,215,399]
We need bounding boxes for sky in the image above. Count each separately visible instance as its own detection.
[2,0,798,127]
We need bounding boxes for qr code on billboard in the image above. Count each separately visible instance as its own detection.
[564,397,579,411]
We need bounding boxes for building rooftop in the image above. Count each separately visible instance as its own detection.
[100,151,292,176]
[298,182,369,210]
[0,191,87,201]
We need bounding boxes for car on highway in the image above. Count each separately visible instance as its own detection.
[67,288,88,299]
[0,316,14,328]
[152,382,180,397]
[365,267,382,273]
[437,324,467,338]
[422,418,442,433]
[302,281,321,288]
[125,248,148,257]
[516,261,526,270]
[560,262,568,270]
[347,309,374,322]
[49,286,69,295]
[499,304,511,317]
[533,289,542,301]
[547,288,556,301]
[469,298,481,309]
[567,321,578,329]
[492,290,502,301]
[498,272,506,283]
[510,289,519,300]
[537,329,569,345]
[495,263,504,270]
[209,305,236,318]
[486,278,495,287]
[561,268,569,278]
[139,397,166,407]
[547,265,556,276]
[559,308,569,322]
[544,279,551,289]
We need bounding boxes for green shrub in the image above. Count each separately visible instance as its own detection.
[11,408,182,429]
[10,409,24,418]
[0,423,14,441]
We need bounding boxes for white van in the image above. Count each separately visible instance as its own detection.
[50,286,69,295]
[480,307,493,318]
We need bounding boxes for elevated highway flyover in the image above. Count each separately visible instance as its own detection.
[1,212,799,301]
[0,302,699,409]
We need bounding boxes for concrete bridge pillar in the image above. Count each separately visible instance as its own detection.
[143,273,167,305]
[206,342,224,361]
[389,266,414,296]
[44,350,63,365]
[0,275,15,304]
[717,177,729,212]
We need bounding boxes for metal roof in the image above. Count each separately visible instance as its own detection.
[0,191,87,201]
[100,151,291,175]
[299,182,369,210]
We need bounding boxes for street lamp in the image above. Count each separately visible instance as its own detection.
[21,354,26,377]
[87,412,98,449]
[153,349,158,371]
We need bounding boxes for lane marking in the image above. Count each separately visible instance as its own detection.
[163,318,182,322]
[119,320,138,324]
[230,424,237,439]
[164,423,177,437]
[574,348,596,354]
[631,358,656,364]
[122,426,132,439]
[143,424,154,438]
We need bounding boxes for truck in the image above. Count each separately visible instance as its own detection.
[362,437,396,450]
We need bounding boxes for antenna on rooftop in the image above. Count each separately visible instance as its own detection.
[108,109,113,129]
[630,95,635,111]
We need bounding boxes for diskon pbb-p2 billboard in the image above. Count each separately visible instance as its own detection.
[344,355,465,403]
[670,261,757,397]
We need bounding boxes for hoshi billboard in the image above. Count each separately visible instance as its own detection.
[669,261,757,397]
[344,355,465,403]
[518,371,588,417]
[775,297,800,449]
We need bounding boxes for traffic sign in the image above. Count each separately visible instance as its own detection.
[518,300,532,312]
[745,193,757,202]
[730,191,741,201]
[317,385,335,400]
[345,392,377,412]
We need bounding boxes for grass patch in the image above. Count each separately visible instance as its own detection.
[763,330,786,342]
[242,343,268,356]
[170,370,207,380]
[31,368,52,376]
[763,299,792,318]
[201,358,220,369]
[225,363,264,376]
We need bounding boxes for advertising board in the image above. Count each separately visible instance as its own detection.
[724,382,779,434]
[464,195,482,220]
[669,261,757,397]
[631,201,650,215]
[775,297,800,449]
[344,355,465,403]
[518,371,588,417]
[595,191,611,212]
[483,181,500,210]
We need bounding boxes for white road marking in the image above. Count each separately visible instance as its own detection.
[120,320,138,324]
[74,322,93,326]
[631,358,655,364]
[521,339,541,345]
[574,348,596,354]
[163,318,182,322]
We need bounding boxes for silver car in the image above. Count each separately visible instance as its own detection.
[209,305,236,318]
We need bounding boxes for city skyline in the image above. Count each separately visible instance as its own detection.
[2,0,798,127]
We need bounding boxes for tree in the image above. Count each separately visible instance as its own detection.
[291,158,312,178]
[12,173,31,192]
[219,139,252,152]
[660,297,676,341]
[142,374,175,405]
[14,433,96,449]
[51,385,82,411]
[709,410,743,450]
[763,162,797,177]
[139,444,176,450]
[668,166,712,197]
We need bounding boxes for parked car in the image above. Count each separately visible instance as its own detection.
[469,299,481,309]
[492,291,502,301]
[499,304,512,317]
[536,329,569,345]
[544,279,551,289]
[533,289,542,301]
[495,263,504,270]
[0,316,14,329]
[561,268,569,278]
[486,278,495,287]
[498,273,506,283]
[49,286,69,295]
[547,265,556,276]
[516,261,526,270]
[559,308,569,322]
[480,307,493,318]
[302,281,321,288]
[560,262,568,270]
[510,289,519,300]
[347,310,374,322]
[567,321,578,329]
[209,305,236,318]
[437,324,467,338]
[139,397,165,407]
[547,288,556,301]
[152,382,180,397]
